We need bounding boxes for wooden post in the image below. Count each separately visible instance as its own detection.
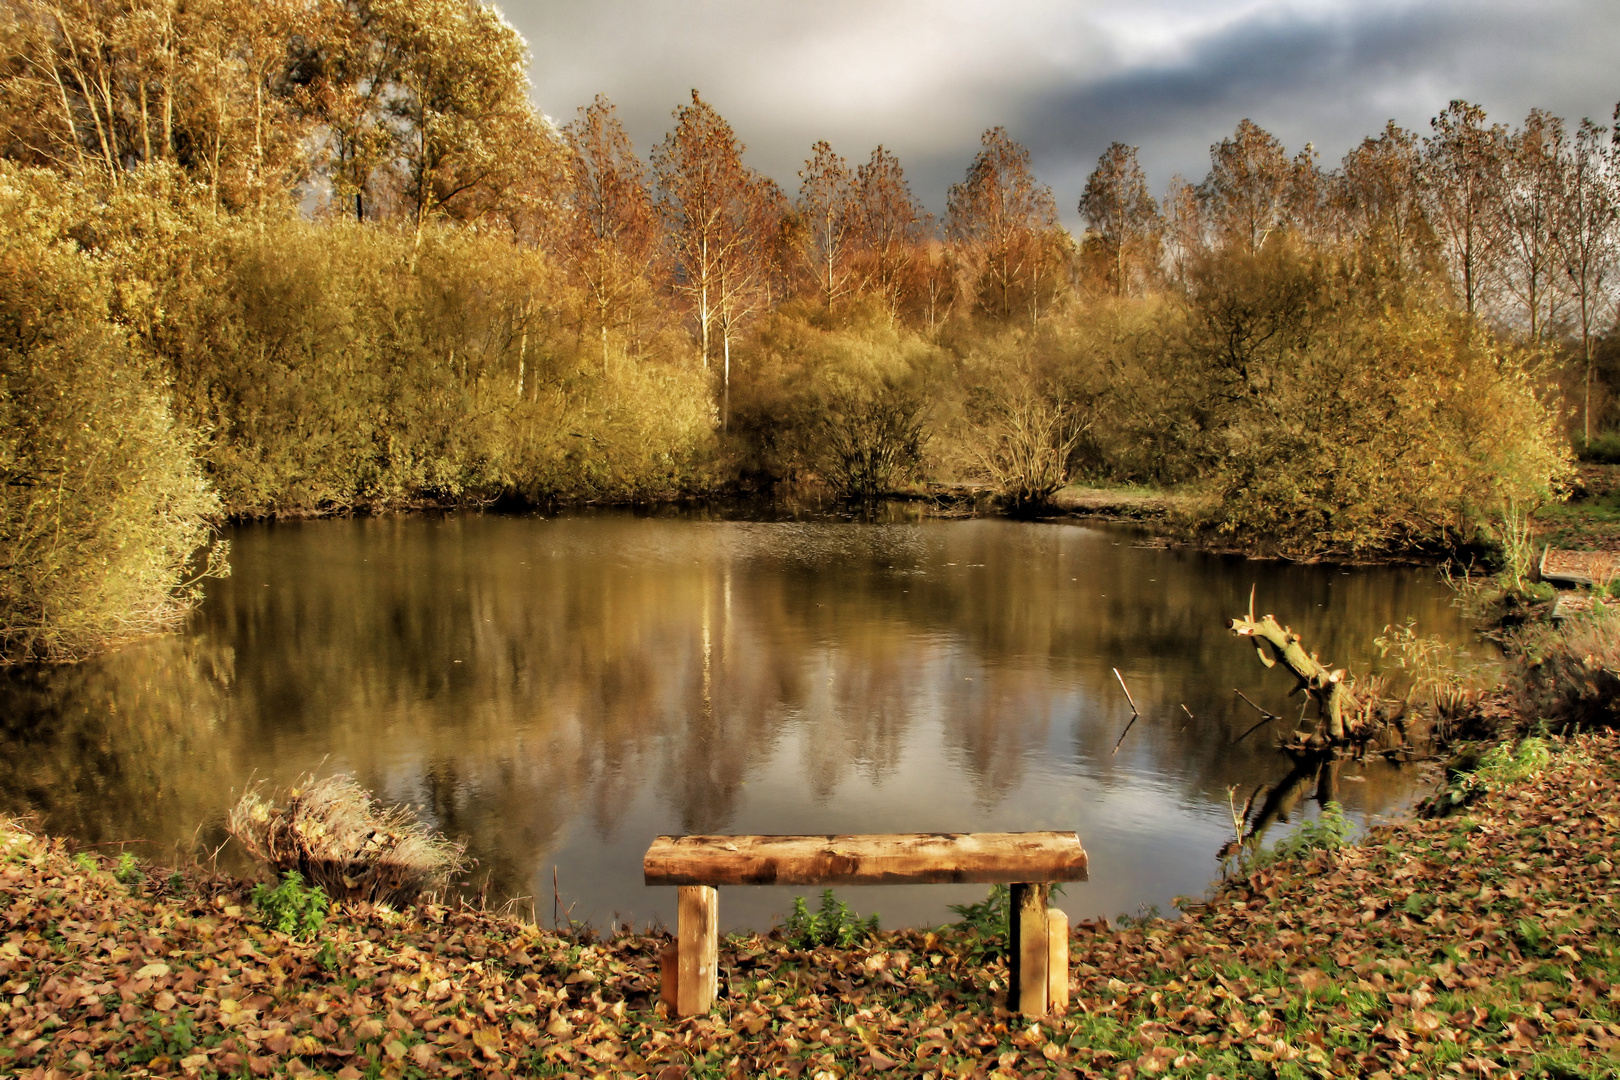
[676,885,718,1016]
[1046,907,1069,1014]
[1008,883,1049,1015]
[658,943,678,1011]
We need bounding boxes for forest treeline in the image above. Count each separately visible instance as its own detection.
[0,0,1613,660]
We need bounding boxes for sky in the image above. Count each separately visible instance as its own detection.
[501,0,1620,230]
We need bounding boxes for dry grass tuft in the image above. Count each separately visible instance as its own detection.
[227,774,468,907]
[1513,608,1620,732]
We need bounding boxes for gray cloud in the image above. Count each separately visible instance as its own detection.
[498,0,1620,229]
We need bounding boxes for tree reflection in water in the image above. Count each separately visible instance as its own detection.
[0,511,1486,929]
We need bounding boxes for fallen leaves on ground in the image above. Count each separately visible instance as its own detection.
[7,733,1620,1078]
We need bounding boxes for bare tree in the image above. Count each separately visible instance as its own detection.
[1199,119,1297,253]
[850,145,924,318]
[796,140,855,310]
[1338,121,1434,275]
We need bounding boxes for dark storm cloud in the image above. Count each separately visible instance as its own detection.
[1023,0,1620,223]
[500,0,1620,229]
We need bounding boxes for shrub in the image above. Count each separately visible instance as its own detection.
[1270,802,1354,860]
[227,774,468,907]
[947,883,1010,964]
[0,164,224,663]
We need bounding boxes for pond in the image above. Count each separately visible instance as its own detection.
[0,508,1487,932]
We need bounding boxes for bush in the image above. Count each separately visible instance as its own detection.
[727,303,939,492]
[227,774,468,907]
[0,164,224,663]
[1110,240,1572,557]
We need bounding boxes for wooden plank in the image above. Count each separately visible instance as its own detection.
[1046,908,1069,1015]
[644,832,1088,887]
[1008,883,1049,1016]
[676,885,718,1016]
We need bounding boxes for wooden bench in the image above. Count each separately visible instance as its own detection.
[643,831,1088,1017]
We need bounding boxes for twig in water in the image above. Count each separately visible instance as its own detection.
[1113,668,1140,715]
[1232,715,1275,745]
[1233,689,1278,720]
[553,865,562,932]
[1181,703,1195,721]
[1111,712,1140,755]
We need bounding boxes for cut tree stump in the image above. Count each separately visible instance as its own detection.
[644,831,1088,1017]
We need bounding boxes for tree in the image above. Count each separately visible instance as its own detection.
[1559,115,1619,440]
[945,127,1062,323]
[1338,121,1434,276]
[1198,119,1300,254]
[1497,108,1567,340]
[562,94,656,371]
[796,139,855,309]
[1422,100,1506,318]
[849,145,924,317]
[1078,141,1160,297]
[651,90,777,423]
[0,0,313,206]
[0,164,223,662]
[1160,175,1205,288]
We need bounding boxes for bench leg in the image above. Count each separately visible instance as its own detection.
[671,885,718,1016]
[1047,907,1069,1014]
[1009,883,1049,1015]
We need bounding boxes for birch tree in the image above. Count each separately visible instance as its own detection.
[850,145,923,318]
[1497,109,1567,339]
[796,140,855,310]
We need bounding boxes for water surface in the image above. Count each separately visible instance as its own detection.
[0,510,1484,931]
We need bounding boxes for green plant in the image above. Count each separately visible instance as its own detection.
[1271,802,1355,861]
[1430,736,1553,813]
[251,870,330,939]
[114,852,143,885]
[947,883,1009,942]
[1475,736,1551,784]
[1374,618,1481,713]
[1575,430,1620,464]
[72,852,95,873]
[316,940,340,972]
[127,1007,197,1066]
[780,888,879,948]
